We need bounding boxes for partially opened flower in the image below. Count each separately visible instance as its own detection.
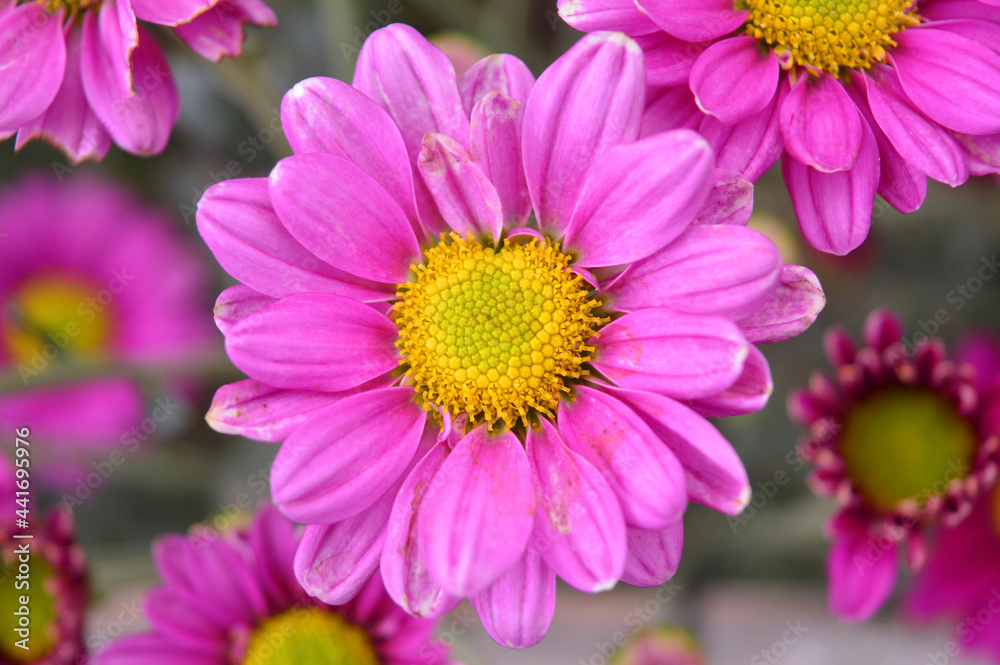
[0,0,276,162]
[198,25,825,647]
[0,173,216,486]
[0,457,89,664]
[790,311,1000,622]
[95,505,451,665]
[560,0,1000,255]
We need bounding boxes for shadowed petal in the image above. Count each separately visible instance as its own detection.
[470,548,556,649]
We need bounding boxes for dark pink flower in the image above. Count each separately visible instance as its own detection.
[560,0,1000,255]
[0,0,276,162]
[790,311,1000,621]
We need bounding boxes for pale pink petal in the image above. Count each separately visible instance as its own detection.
[637,0,748,41]
[527,419,627,592]
[0,4,66,131]
[736,265,825,343]
[459,53,535,113]
[419,426,536,596]
[558,386,687,529]
[565,129,714,267]
[557,0,660,35]
[271,388,426,523]
[268,153,421,284]
[224,292,399,392]
[205,379,335,443]
[470,91,531,226]
[621,522,684,586]
[591,309,750,399]
[690,36,779,125]
[470,548,556,649]
[828,513,899,622]
[173,0,277,61]
[522,32,645,235]
[780,74,864,172]
[694,169,754,226]
[684,344,773,418]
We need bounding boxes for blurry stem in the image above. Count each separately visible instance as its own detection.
[212,58,292,161]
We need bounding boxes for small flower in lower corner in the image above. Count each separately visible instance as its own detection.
[614,626,704,665]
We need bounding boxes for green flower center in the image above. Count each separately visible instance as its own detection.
[394,235,604,429]
[242,608,381,665]
[839,387,977,510]
[0,554,58,662]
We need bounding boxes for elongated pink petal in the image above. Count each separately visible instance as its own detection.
[690,37,779,125]
[736,265,825,343]
[281,77,418,227]
[271,388,426,523]
[197,178,393,301]
[781,74,863,172]
[698,81,786,181]
[248,505,300,608]
[605,224,781,319]
[592,309,750,399]
[636,32,708,88]
[214,284,274,336]
[565,130,714,267]
[642,86,704,137]
[892,27,1000,134]
[557,0,660,35]
[470,548,556,649]
[558,386,687,529]
[173,0,277,61]
[782,120,879,256]
[828,514,899,621]
[470,91,531,226]
[205,379,335,443]
[269,153,421,284]
[459,53,535,112]
[522,32,645,235]
[684,344,773,417]
[129,0,213,25]
[0,4,66,131]
[695,169,754,226]
[419,426,536,596]
[382,443,462,618]
[418,132,503,242]
[527,419,627,592]
[638,0,748,41]
[621,522,684,586]
[225,292,399,392]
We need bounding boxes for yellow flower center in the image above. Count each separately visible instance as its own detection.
[0,555,58,662]
[2,274,114,366]
[839,387,977,511]
[742,0,920,75]
[29,0,99,14]
[394,235,604,430]
[242,608,381,665]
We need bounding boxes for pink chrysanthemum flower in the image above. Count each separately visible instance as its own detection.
[198,25,826,647]
[790,311,1000,622]
[1,457,89,664]
[95,505,453,665]
[0,0,276,162]
[559,0,1000,255]
[0,173,215,485]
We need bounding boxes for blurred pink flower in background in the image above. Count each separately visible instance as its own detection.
[0,0,276,162]
[614,626,705,665]
[197,24,825,648]
[559,0,1000,255]
[0,172,216,488]
[790,310,1000,622]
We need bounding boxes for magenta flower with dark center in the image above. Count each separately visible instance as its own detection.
[560,0,1000,255]
[197,25,826,647]
[790,310,1000,622]
[0,0,276,162]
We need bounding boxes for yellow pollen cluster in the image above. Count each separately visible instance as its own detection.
[28,0,99,15]
[394,234,605,430]
[743,0,920,75]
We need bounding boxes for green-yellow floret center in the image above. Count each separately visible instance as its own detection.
[0,555,58,662]
[242,608,381,665]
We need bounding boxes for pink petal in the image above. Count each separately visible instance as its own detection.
[173,0,277,61]
[781,120,879,256]
[558,386,687,529]
[271,387,426,523]
[780,74,864,172]
[557,0,661,35]
[638,0,748,41]
[690,37,779,125]
[607,386,751,515]
[522,32,645,235]
[382,443,462,618]
[97,634,216,665]
[636,32,709,88]
[694,169,754,226]
[736,265,825,343]
[698,81,785,181]
[268,153,421,284]
[621,522,684,586]
[248,505,300,608]
[892,27,1000,134]
[129,0,213,25]
[418,132,503,242]
[459,53,535,113]
[470,548,556,649]
[205,379,335,443]
[527,419,627,592]
[642,85,704,137]
[604,224,781,320]
[684,344,773,417]
[224,292,399,392]
[211,284,270,335]
[281,77,418,228]
[469,91,531,226]
[0,4,66,131]
[828,513,899,621]
[591,309,750,399]
[419,426,536,596]
[565,129,714,267]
